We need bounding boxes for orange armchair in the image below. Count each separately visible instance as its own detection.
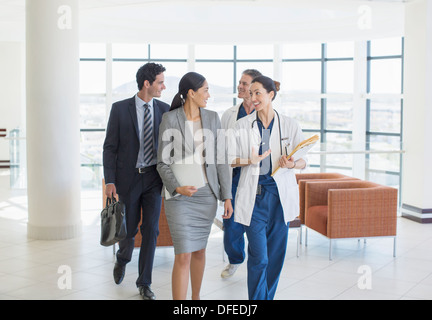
[296,173,359,225]
[304,180,398,260]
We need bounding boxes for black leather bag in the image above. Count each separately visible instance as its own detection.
[100,197,127,247]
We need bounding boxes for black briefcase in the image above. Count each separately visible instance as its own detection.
[100,197,127,247]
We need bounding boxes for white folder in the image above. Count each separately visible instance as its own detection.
[164,154,206,200]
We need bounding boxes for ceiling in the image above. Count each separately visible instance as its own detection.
[0,0,410,43]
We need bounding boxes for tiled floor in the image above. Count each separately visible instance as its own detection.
[1,169,432,300]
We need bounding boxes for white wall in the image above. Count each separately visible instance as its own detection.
[0,0,405,43]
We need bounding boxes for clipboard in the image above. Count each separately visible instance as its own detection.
[271,134,319,176]
[164,154,206,199]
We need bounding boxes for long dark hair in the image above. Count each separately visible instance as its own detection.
[251,75,281,101]
[170,72,206,111]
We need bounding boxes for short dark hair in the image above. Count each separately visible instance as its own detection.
[136,63,166,90]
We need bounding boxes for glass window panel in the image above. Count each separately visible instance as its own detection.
[326,60,354,94]
[366,171,400,190]
[112,43,148,59]
[195,62,233,91]
[236,44,273,60]
[112,60,186,102]
[369,98,402,134]
[236,62,274,80]
[326,41,354,58]
[280,96,321,130]
[195,45,233,60]
[370,37,402,57]
[80,43,106,59]
[80,61,106,94]
[80,131,105,189]
[369,59,402,94]
[305,153,320,169]
[324,133,353,168]
[326,98,353,131]
[367,135,401,173]
[194,62,234,116]
[283,43,322,59]
[158,62,188,105]
[112,61,143,94]
[301,132,321,169]
[281,61,321,94]
[322,167,353,177]
[304,166,321,173]
[80,96,106,129]
[150,44,188,60]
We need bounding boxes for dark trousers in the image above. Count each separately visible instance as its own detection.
[116,168,162,287]
[245,190,289,300]
[223,184,246,264]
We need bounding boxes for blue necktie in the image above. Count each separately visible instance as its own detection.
[142,104,153,165]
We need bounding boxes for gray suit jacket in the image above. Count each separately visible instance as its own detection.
[157,107,232,201]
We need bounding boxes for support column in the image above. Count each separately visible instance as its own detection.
[26,0,82,239]
[352,41,368,180]
[401,0,432,223]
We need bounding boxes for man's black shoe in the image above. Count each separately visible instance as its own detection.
[113,262,125,284]
[139,285,156,300]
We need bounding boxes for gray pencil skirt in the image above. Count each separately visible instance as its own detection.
[164,184,217,255]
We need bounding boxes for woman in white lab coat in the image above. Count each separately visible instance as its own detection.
[228,75,306,300]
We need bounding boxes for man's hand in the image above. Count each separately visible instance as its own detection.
[105,183,118,200]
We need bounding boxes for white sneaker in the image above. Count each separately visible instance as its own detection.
[221,264,240,279]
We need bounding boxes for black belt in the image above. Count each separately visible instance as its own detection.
[136,165,157,174]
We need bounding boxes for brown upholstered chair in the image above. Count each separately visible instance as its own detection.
[296,173,359,225]
[294,173,359,248]
[304,180,398,260]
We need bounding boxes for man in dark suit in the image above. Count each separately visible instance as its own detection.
[103,63,170,300]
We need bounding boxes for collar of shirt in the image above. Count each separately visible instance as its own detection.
[135,94,154,110]
[237,102,255,120]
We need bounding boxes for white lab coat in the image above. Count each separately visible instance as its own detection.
[221,103,243,180]
[221,103,242,131]
[228,111,306,227]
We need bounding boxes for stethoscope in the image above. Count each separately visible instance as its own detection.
[251,110,291,156]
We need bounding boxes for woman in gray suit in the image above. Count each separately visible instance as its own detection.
[157,72,233,300]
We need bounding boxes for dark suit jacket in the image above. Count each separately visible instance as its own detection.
[103,96,170,195]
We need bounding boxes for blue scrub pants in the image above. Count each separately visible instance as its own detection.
[223,184,246,264]
[245,189,289,300]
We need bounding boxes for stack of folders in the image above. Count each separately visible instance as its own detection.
[271,134,319,177]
